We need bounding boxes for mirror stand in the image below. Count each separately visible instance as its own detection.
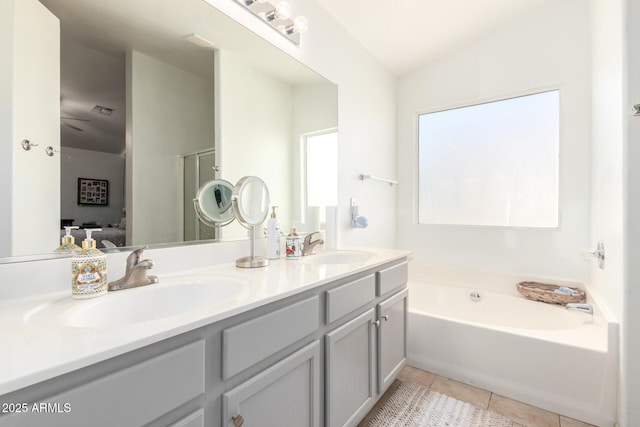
[235,226,269,268]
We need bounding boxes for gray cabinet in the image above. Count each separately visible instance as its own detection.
[222,341,321,427]
[377,289,408,393]
[0,340,206,427]
[325,262,409,427]
[325,309,377,427]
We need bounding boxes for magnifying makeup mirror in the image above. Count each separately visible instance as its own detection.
[193,179,236,227]
[232,176,270,268]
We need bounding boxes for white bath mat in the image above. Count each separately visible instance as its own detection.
[367,381,511,427]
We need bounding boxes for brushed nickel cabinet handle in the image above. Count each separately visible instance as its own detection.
[382,315,389,321]
[232,414,244,427]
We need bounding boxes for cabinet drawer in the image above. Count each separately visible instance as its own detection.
[376,262,408,296]
[1,340,205,427]
[223,296,320,379]
[326,274,375,324]
[169,408,204,427]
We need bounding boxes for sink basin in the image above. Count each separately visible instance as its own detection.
[301,250,375,265]
[26,276,247,328]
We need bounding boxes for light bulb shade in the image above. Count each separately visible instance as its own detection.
[274,2,291,20]
[293,16,308,33]
[240,0,306,44]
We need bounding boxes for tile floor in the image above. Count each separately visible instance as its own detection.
[358,365,596,427]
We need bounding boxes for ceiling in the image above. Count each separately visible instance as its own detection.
[317,0,557,76]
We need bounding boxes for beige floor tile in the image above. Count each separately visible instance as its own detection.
[559,415,596,427]
[397,365,436,388]
[356,380,401,427]
[489,394,559,427]
[512,423,526,427]
[429,375,492,409]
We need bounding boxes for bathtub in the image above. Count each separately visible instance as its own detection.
[407,280,618,427]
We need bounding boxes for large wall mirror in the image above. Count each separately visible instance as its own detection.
[3,0,337,261]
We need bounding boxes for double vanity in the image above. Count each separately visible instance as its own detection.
[0,247,410,427]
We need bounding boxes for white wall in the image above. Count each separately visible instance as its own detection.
[589,0,624,322]
[589,4,626,423]
[127,50,214,246]
[60,147,125,229]
[397,0,591,280]
[622,0,640,424]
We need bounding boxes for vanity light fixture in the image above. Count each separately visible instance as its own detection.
[264,1,291,21]
[235,0,308,45]
[282,16,308,35]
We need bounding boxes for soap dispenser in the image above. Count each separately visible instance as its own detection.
[266,206,281,259]
[71,228,108,299]
[55,226,81,253]
[285,227,301,260]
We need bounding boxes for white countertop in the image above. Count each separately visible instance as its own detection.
[0,247,410,396]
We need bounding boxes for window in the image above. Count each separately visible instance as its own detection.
[418,90,559,228]
[303,130,338,220]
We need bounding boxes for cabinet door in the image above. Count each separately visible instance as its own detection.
[378,289,408,393]
[223,341,320,427]
[326,309,376,427]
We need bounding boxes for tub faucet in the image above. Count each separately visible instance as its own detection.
[108,246,159,291]
[302,232,324,256]
[565,303,593,314]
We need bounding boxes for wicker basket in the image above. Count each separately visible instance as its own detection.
[516,281,586,306]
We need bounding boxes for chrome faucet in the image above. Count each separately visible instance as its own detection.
[108,246,159,291]
[566,303,593,314]
[302,232,324,256]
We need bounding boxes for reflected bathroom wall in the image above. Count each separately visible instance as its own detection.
[217,50,338,240]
